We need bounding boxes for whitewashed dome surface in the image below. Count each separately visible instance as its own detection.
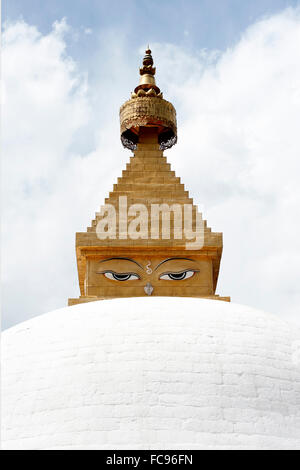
[2,297,300,450]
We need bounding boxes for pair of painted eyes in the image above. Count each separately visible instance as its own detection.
[103,270,196,281]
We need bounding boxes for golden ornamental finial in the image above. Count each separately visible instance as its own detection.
[119,48,177,151]
[140,47,156,76]
[133,48,160,95]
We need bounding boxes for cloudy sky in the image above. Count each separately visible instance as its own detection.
[2,0,300,329]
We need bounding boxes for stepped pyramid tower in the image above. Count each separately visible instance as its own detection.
[69,49,229,305]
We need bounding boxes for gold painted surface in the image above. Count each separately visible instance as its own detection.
[69,49,228,304]
[86,256,213,297]
[71,128,225,302]
[120,97,177,136]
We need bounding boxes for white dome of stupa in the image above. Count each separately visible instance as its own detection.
[2,297,300,450]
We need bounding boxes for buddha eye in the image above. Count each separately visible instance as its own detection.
[103,271,140,281]
[159,270,196,281]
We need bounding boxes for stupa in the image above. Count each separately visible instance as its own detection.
[3,49,299,451]
[69,49,229,305]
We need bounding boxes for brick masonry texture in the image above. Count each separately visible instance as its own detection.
[2,297,300,449]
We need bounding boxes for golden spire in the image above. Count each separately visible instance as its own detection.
[140,47,155,76]
[134,47,160,95]
[120,48,177,151]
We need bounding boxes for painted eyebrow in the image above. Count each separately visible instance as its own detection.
[154,258,195,271]
[98,257,143,269]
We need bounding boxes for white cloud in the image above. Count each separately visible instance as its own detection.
[157,7,300,325]
[2,8,300,328]
[2,19,91,327]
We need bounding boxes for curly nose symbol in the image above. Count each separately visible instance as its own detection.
[145,261,152,274]
[144,282,153,296]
